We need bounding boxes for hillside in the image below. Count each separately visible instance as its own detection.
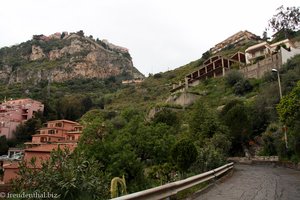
[0,31,143,85]
[1,30,300,199]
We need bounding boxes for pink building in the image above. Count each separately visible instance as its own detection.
[2,119,82,184]
[0,98,44,139]
[26,120,83,147]
[2,143,76,183]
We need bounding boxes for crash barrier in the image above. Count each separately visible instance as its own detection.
[112,162,234,200]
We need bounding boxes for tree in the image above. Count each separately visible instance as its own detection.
[233,79,253,95]
[78,109,149,193]
[202,50,211,60]
[133,123,176,164]
[60,32,65,39]
[221,100,251,155]
[262,30,269,41]
[225,70,244,87]
[171,138,198,173]
[13,149,110,200]
[56,95,94,121]
[152,109,179,128]
[13,111,45,144]
[189,101,228,143]
[76,30,85,37]
[277,81,300,126]
[0,136,9,155]
[268,6,300,38]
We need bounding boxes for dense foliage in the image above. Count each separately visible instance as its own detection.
[13,148,110,200]
[9,53,300,198]
[268,6,300,38]
[2,17,300,197]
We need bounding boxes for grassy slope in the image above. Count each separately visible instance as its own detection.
[106,58,203,111]
[107,31,300,112]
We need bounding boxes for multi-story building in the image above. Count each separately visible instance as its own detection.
[210,30,260,54]
[2,119,83,183]
[26,119,83,147]
[245,39,297,64]
[0,98,44,139]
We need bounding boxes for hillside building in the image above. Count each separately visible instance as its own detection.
[210,30,260,54]
[245,39,295,64]
[171,37,300,94]
[25,119,83,147]
[1,119,82,184]
[0,98,44,139]
[171,52,246,93]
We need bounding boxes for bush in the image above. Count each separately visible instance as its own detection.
[13,149,110,200]
[225,70,244,87]
[153,73,162,79]
[191,144,226,173]
[152,108,180,127]
[171,139,198,173]
[233,79,253,95]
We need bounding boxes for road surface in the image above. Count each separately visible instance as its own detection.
[194,164,300,200]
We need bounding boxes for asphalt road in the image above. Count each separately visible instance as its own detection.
[194,164,300,200]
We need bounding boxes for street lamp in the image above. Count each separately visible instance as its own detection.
[272,68,287,148]
[271,69,282,99]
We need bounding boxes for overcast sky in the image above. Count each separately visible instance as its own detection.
[0,0,299,75]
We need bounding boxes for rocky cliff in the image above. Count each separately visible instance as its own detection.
[0,31,144,84]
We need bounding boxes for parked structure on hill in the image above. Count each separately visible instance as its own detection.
[0,98,44,139]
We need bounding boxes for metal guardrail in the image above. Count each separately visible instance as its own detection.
[112,162,234,200]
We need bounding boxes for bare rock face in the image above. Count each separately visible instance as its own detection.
[30,45,46,60]
[0,32,144,84]
[49,49,61,60]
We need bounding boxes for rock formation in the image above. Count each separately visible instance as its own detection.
[0,31,144,84]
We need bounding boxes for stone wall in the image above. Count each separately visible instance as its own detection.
[239,53,282,79]
[228,156,300,170]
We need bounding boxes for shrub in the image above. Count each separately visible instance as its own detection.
[171,139,198,173]
[191,144,226,173]
[225,70,244,87]
[153,73,162,79]
[152,108,180,127]
[233,79,253,95]
[13,149,110,200]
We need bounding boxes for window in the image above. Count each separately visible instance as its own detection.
[56,123,62,127]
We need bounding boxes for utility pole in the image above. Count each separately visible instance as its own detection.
[272,68,287,148]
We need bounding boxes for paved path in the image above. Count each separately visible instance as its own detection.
[194,164,300,200]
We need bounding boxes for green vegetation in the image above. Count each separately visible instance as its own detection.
[0,136,9,155]
[171,138,198,173]
[14,148,110,200]
[268,6,300,39]
[1,13,300,198]
[6,54,300,199]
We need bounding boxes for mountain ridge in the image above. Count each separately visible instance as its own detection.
[0,31,144,85]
